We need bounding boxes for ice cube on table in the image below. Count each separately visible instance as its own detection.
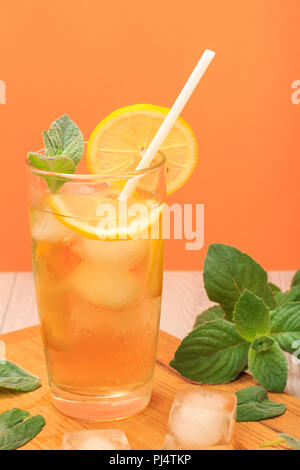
[0,340,5,360]
[62,429,131,450]
[164,385,237,450]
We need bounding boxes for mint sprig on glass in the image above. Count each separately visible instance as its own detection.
[27,114,84,192]
[170,243,300,392]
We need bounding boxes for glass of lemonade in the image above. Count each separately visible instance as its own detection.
[27,150,166,420]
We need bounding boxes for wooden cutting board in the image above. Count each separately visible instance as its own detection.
[0,326,299,450]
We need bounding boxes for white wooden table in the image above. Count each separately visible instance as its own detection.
[0,271,295,337]
[1,271,299,397]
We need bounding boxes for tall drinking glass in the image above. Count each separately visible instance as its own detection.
[27,150,166,420]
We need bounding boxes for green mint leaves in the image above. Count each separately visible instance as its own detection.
[27,153,76,193]
[0,346,45,449]
[42,114,84,164]
[27,114,84,192]
[203,244,276,321]
[270,302,300,354]
[233,290,270,341]
[268,282,281,295]
[275,285,300,307]
[0,360,41,392]
[0,409,45,450]
[170,243,300,393]
[235,386,286,422]
[248,340,288,392]
[170,320,249,384]
[193,305,225,328]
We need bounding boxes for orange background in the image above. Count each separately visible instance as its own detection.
[0,0,299,271]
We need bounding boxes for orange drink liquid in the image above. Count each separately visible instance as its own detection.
[30,186,164,420]
[26,103,197,421]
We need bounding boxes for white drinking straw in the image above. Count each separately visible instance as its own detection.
[119,49,215,200]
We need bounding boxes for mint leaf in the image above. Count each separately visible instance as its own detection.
[45,114,84,165]
[233,289,270,341]
[62,134,84,164]
[171,246,298,391]
[193,305,225,328]
[28,114,84,192]
[275,285,300,307]
[235,386,286,422]
[291,270,300,288]
[278,433,300,450]
[0,360,41,392]
[27,152,76,192]
[268,282,281,295]
[28,152,76,174]
[236,385,267,404]
[270,302,300,354]
[170,320,249,384]
[0,409,30,431]
[0,409,45,450]
[42,130,56,156]
[203,244,276,321]
[251,335,275,352]
[248,340,288,392]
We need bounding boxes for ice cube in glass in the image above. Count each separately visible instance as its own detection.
[62,429,130,450]
[164,385,237,450]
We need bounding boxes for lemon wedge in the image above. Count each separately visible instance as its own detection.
[86,104,198,195]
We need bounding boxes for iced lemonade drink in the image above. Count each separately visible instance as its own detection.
[27,106,197,420]
[30,186,164,420]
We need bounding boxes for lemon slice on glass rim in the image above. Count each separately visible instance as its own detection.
[86,104,198,196]
[47,104,197,239]
[47,192,165,240]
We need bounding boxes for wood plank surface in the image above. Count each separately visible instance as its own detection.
[1,273,38,333]
[0,272,16,332]
[0,326,300,450]
[0,271,298,402]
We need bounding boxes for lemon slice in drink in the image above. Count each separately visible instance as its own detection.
[47,192,165,240]
[86,104,198,195]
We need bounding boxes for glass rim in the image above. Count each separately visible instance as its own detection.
[25,146,166,180]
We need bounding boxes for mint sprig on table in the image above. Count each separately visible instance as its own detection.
[0,346,45,448]
[235,386,286,422]
[261,433,300,450]
[0,359,41,392]
[27,114,84,192]
[170,243,300,392]
[0,409,45,450]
